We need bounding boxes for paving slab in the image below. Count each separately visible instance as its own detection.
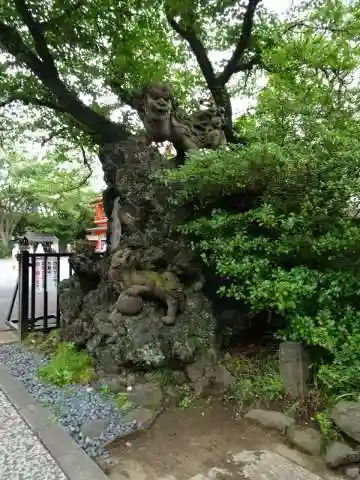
[0,388,67,480]
[0,329,19,343]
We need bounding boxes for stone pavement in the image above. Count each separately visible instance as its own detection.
[181,449,342,480]
[0,361,108,480]
[0,389,67,480]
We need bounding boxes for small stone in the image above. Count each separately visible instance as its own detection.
[94,373,128,393]
[186,357,235,397]
[325,441,355,468]
[186,356,212,382]
[244,409,295,432]
[346,466,360,479]
[286,425,322,456]
[127,382,163,410]
[115,295,144,315]
[80,418,110,439]
[272,443,307,467]
[207,467,232,479]
[331,401,360,443]
[121,407,160,430]
[206,365,236,395]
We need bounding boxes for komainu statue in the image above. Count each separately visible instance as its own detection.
[133,82,227,154]
[108,248,185,325]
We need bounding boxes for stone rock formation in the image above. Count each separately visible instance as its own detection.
[59,109,221,374]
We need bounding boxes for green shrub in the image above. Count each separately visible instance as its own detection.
[158,20,360,398]
[163,139,360,396]
[114,392,133,411]
[314,411,341,447]
[160,99,360,399]
[37,342,95,386]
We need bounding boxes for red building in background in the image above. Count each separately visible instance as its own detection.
[84,143,174,252]
[86,196,108,252]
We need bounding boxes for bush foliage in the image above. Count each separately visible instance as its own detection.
[163,13,360,395]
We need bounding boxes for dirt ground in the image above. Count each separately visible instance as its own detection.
[106,401,342,480]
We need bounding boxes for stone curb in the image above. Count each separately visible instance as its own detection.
[0,363,109,480]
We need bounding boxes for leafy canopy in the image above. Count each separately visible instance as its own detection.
[0,0,279,149]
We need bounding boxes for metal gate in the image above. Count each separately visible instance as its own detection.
[6,250,73,339]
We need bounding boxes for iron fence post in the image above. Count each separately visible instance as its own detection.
[18,249,30,341]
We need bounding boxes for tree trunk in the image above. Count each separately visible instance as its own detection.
[0,213,20,249]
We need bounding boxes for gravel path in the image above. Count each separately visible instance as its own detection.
[0,389,68,480]
[0,343,137,458]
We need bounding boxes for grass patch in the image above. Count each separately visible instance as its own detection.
[98,384,134,411]
[224,353,286,411]
[37,342,95,386]
[24,329,62,356]
[177,384,197,409]
[224,351,338,441]
[146,368,187,388]
[314,410,341,446]
[114,392,133,410]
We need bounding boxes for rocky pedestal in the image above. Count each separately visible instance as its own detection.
[59,139,217,377]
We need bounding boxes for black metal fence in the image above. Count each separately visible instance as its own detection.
[6,251,73,339]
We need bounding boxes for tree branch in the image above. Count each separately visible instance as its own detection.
[0,94,69,113]
[0,2,129,143]
[166,13,216,91]
[217,0,262,85]
[14,0,57,72]
[41,127,68,146]
[234,51,262,73]
[50,146,93,214]
[166,2,261,143]
[78,145,93,188]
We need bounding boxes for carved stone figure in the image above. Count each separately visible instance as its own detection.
[134,82,227,153]
[108,248,184,325]
[134,83,175,142]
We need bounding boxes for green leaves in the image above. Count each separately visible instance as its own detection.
[0,148,95,246]
[161,0,360,395]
